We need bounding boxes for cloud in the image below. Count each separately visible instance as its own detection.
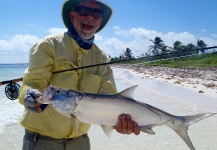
[1,27,217,63]
[163,32,196,46]
[212,34,217,38]
[200,37,217,46]
[96,27,205,57]
[113,26,130,38]
[95,36,128,57]
[201,29,206,32]
[0,34,39,54]
[47,28,67,34]
[25,23,37,28]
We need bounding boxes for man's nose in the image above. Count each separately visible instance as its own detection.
[86,12,95,19]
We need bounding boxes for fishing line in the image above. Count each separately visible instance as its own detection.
[1,46,217,100]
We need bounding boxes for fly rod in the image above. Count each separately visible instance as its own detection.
[0,58,136,100]
[0,77,23,86]
[1,45,217,100]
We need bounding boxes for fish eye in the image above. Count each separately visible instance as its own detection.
[56,90,60,94]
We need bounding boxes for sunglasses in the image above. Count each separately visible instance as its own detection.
[74,6,103,19]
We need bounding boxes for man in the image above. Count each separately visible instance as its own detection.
[19,0,140,149]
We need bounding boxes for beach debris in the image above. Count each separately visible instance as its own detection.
[195,81,200,84]
[165,76,173,80]
[198,90,204,93]
[40,85,216,150]
[115,65,217,91]
[203,83,216,89]
[174,80,181,84]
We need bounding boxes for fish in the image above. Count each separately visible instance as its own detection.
[40,85,216,150]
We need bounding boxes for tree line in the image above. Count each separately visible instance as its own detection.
[148,37,207,55]
[110,37,211,61]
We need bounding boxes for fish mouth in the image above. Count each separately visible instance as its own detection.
[41,86,54,104]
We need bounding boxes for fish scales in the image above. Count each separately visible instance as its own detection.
[73,93,166,126]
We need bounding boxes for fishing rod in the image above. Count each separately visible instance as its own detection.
[1,46,217,100]
[0,58,136,100]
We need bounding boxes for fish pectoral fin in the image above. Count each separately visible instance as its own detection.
[101,125,113,137]
[140,125,156,135]
[70,114,79,136]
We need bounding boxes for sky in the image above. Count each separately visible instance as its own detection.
[0,0,217,64]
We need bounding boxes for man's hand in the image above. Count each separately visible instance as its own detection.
[24,88,47,113]
[114,114,140,135]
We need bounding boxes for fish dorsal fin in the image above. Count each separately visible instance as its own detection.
[118,85,138,99]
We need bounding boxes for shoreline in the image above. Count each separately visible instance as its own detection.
[113,64,217,99]
[0,65,217,150]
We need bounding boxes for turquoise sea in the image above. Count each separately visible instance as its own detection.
[0,64,216,150]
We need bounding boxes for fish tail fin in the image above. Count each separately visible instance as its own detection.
[170,112,216,150]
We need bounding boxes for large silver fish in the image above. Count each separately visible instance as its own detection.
[40,85,216,150]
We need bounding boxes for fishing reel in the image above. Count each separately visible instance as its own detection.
[5,82,20,100]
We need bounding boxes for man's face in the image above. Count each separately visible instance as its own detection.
[70,1,103,40]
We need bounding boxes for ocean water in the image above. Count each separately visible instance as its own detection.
[0,65,216,150]
[0,64,27,131]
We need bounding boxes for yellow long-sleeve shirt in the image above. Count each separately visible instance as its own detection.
[19,32,117,139]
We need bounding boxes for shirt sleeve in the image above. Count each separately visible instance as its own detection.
[97,56,117,94]
[19,39,54,105]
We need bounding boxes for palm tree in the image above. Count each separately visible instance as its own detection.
[161,45,169,53]
[149,37,164,55]
[197,39,207,53]
[123,48,134,59]
[168,41,184,57]
[186,43,196,50]
[186,43,196,55]
[171,41,183,51]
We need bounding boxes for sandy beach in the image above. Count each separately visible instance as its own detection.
[0,65,217,150]
[114,64,217,99]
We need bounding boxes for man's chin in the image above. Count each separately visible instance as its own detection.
[79,32,94,40]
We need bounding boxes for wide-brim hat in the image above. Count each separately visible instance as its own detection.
[62,0,113,33]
